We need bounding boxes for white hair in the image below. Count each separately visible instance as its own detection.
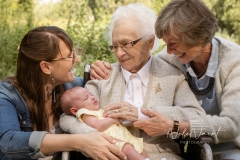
[105,3,160,54]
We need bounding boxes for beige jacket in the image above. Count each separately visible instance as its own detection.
[157,37,240,146]
[60,56,205,159]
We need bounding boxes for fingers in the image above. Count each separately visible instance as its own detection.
[107,144,127,160]
[141,108,157,117]
[103,61,112,70]
[90,60,111,80]
[101,133,126,160]
[103,103,122,117]
[104,103,138,121]
[133,120,145,128]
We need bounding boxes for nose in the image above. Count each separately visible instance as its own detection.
[74,55,80,63]
[91,96,95,100]
[115,47,126,58]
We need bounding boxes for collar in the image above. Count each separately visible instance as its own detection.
[184,38,219,78]
[122,56,152,87]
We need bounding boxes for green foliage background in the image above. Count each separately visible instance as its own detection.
[0,0,240,79]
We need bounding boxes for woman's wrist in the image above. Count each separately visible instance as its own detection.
[179,122,190,134]
[169,121,190,134]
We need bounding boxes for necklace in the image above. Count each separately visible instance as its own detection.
[195,65,208,79]
[186,72,215,95]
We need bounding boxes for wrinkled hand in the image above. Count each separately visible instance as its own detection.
[90,60,111,80]
[80,132,126,160]
[103,102,138,122]
[133,108,173,137]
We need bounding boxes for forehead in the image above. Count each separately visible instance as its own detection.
[162,31,181,42]
[59,40,71,54]
[112,19,138,41]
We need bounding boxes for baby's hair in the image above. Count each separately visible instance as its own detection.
[60,86,84,115]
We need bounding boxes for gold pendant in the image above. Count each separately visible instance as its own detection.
[155,83,162,93]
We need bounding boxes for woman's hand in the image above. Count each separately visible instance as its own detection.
[133,108,173,137]
[79,132,126,160]
[90,60,111,80]
[103,102,138,121]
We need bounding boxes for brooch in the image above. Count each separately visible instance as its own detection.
[155,83,162,93]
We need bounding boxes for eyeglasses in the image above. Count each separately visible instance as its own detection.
[109,37,143,53]
[51,48,78,64]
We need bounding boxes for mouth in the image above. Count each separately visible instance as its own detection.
[93,100,98,105]
[177,52,186,58]
[120,57,131,63]
[69,69,74,73]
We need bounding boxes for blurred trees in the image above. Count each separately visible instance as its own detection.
[0,0,240,79]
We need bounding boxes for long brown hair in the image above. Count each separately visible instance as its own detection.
[4,26,74,131]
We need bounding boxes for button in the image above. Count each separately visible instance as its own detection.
[22,121,26,125]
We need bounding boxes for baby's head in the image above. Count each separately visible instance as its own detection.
[60,87,99,115]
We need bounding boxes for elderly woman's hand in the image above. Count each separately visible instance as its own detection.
[133,108,173,137]
[103,102,138,121]
[90,60,111,80]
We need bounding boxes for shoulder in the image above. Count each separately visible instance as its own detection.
[110,62,122,76]
[152,56,184,77]
[216,37,240,74]
[155,49,185,72]
[0,81,21,101]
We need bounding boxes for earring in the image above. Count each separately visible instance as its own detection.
[50,75,55,83]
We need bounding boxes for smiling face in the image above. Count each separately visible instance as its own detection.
[111,19,153,73]
[163,33,206,64]
[50,40,79,84]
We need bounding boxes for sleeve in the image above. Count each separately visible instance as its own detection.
[153,75,206,122]
[76,108,98,122]
[190,59,240,144]
[0,85,47,159]
[59,113,97,134]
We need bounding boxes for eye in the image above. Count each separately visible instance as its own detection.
[84,95,88,101]
[110,45,117,50]
[170,42,180,46]
[112,45,118,49]
[122,42,130,47]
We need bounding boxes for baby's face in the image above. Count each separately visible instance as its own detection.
[77,88,99,111]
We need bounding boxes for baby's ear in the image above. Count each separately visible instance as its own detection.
[70,108,78,115]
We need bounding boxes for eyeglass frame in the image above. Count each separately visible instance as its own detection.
[109,37,143,52]
[50,48,76,64]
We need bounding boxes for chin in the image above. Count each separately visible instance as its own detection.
[67,74,75,82]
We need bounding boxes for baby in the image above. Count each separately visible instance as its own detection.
[60,86,149,160]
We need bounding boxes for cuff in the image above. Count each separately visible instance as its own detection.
[189,119,205,138]
[29,131,48,159]
[137,108,150,120]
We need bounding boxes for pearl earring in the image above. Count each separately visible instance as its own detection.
[50,75,55,83]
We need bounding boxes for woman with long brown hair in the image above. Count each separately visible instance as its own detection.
[0,26,125,160]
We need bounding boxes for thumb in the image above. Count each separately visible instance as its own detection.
[141,108,156,117]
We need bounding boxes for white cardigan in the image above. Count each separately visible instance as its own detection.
[157,36,240,146]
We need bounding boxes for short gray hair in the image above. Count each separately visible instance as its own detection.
[155,0,218,46]
[106,3,160,53]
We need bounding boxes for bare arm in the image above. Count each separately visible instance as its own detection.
[40,133,126,160]
[82,114,119,132]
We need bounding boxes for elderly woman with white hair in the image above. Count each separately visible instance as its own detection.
[60,3,205,159]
